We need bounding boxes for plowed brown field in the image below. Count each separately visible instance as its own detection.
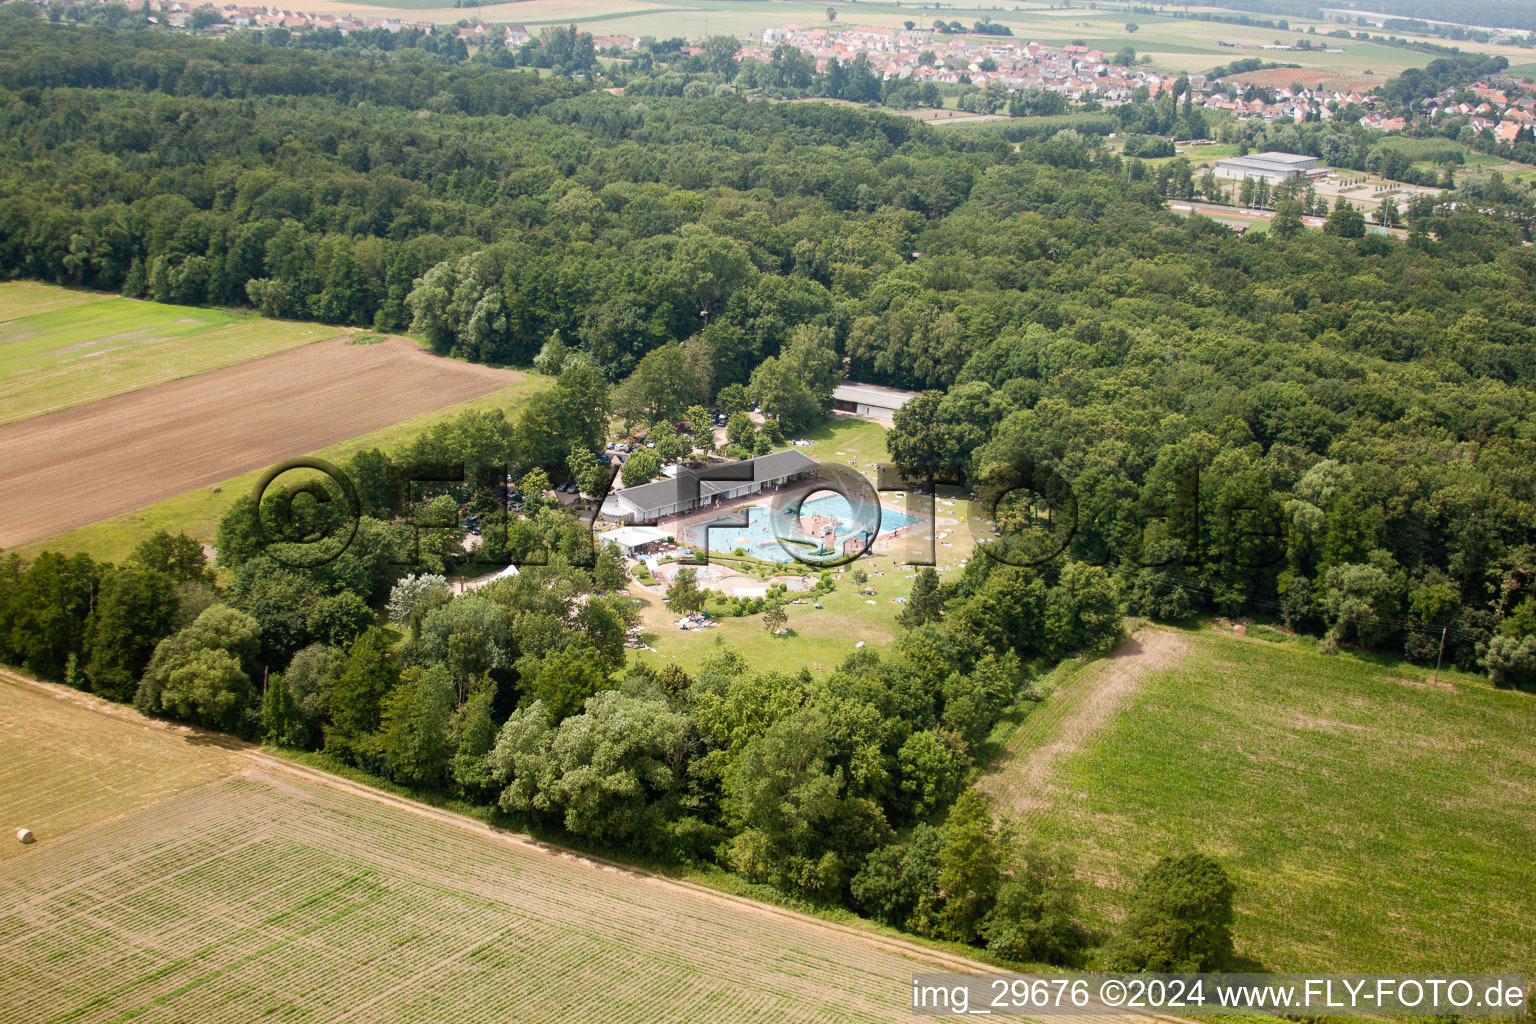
[0,337,517,548]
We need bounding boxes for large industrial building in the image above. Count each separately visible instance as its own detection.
[1213,151,1329,185]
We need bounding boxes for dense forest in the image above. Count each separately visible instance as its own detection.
[4,16,1536,673]
[2,12,1536,966]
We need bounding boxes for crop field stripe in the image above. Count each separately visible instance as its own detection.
[0,669,244,860]
[0,335,519,548]
[0,283,107,322]
[2,669,1138,1024]
[0,769,1019,1023]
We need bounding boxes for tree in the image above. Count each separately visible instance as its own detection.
[762,596,788,635]
[897,729,962,817]
[613,343,708,428]
[128,531,212,584]
[137,605,261,732]
[725,411,756,451]
[750,324,841,431]
[328,627,401,739]
[935,789,1006,943]
[306,591,375,649]
[1103,853,1237,971]
[376,665,455,788]
[527,642,615,722]
[621,447,663,488]
[386,573,449,629]
[1125,22,1139,32]
[6,551,103,682]
[153,647,252,732]
[725,708,881,897]
[545,690,690,843]
[687,405,716,457]
[826,5,836,21]
[716,382,753,419]
[1271,200,1304,239]
[981,846,1088,966]
[665,567,707,615]
[702,35,741,80]
[1325,206,1366,238]
[899,567,944,628]
[1043,562,1123,658]
[887,392,959,478]
[261,671,308,747]
[851,824,943,933]
[84,565,179,701]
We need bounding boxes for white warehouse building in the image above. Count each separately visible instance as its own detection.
[1213,151,1329,185]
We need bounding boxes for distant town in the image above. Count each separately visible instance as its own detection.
[16,0,1536,140]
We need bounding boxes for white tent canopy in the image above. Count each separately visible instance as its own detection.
[600,525,671,555]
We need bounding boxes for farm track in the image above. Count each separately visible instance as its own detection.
[0,335,517,547]
[980,628,1189,822]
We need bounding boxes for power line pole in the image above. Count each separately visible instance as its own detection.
[1432,626,1447,685]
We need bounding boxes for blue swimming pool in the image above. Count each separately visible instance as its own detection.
[692,493,917,564]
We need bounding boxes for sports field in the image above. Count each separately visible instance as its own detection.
[0,335,518,549]
[981,625,1536,972]
[0,284,334,425]
[0,670,1015,1024]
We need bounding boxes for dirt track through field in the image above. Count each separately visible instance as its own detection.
[981,629,1189,818]
[0,337,517,547]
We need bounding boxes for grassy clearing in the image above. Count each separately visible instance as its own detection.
[991,625,1536,972]
[0,284,336,424]
[0,670,242,860]
[10,377,547,565]
[0,764,994,1023]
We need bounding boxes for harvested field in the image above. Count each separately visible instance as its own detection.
[0,669,242,860]
[0,337,517,548]
[0,768,960,1022]
[1227,68,1379,93]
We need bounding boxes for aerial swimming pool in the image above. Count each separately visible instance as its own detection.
[690,493,918,564]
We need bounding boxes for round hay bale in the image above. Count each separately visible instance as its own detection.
[17,827,35,844]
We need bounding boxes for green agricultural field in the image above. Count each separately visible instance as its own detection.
[0,284,337,425]
[983,626,1536,972]
[9,376,546,565]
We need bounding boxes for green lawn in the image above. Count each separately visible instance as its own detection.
[12,378,547,565]
[0,284,335,424]
[995,625,1536,972]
